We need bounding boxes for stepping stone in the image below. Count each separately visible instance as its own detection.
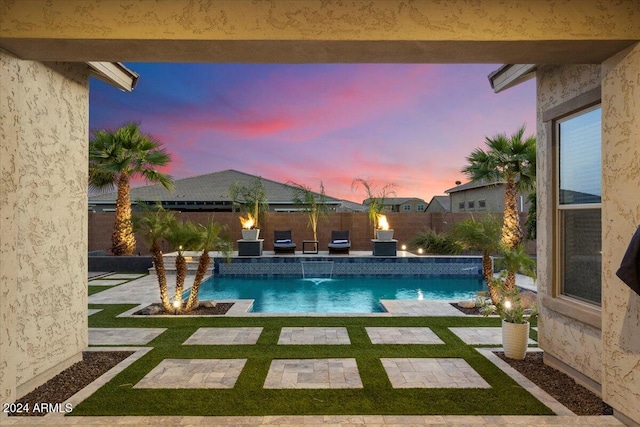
[88,309,102,316]
[278,327,350,345]
[183,327,263,345]
[449,327,537,345]
[381,358,491,389]
[88,279,130,286]
[264,358,363,389]
[88,327,166,345]
[102,273,143,280]
[366,327,444,344]
[134,359,246,389]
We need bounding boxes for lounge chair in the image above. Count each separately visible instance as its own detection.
[328,230,351,254]
[273,230,296,254]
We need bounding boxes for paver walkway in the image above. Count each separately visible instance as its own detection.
[449,327,537,345]
[278,327,351,345]
[88,328,166,345]
[263,358,363,389]
[183,327,263,345]
[134,359,246,389]
[381,358,491,389]
[366,327,444,344]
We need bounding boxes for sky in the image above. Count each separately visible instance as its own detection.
[89,63,536,203]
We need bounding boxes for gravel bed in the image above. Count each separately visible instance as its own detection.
[134,302,234,315]
[8,351,133,416]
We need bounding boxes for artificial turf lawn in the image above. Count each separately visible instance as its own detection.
[75,304,549,417]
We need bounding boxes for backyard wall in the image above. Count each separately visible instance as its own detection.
[89,211,531,255]
[0,50,88,405]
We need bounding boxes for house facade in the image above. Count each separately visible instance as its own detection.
[363,197,427,213]
[445,180,531,214]
[89,169,365,213]
[1,1,639,424]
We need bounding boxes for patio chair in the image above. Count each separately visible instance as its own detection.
[273,230,296,254]
[328,230,351,254]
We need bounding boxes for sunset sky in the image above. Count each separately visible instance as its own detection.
[89,63,536,203]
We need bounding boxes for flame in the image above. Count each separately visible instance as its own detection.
[239,213,256,230]
[377,214,390,230]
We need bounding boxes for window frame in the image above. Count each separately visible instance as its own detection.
[467,200,475,210]
[554,102,602,306]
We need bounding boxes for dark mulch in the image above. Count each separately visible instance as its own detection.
[134,302,234,316]
[8,351,133,416]
[450,302,482,315]
[497,351,613,416]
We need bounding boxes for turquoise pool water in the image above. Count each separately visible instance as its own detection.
[196,276,485,313]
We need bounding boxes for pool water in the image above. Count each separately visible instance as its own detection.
[196,276,485,313]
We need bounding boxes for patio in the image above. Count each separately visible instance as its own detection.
[3,273,621,426]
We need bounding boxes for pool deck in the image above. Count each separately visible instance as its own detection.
[13,271,618,427]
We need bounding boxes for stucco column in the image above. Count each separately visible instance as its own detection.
[601,42,640,425]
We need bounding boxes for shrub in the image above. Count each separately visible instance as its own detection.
[410,230,463,255]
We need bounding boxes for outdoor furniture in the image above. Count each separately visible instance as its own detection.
[273,230,297,254]
[302,240,319,254]
[328,230,351,254]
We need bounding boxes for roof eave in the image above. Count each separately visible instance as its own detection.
[87,62,139,92]
[488,64,537,93]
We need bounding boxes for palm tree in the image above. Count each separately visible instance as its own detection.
[492,244,537,296]
[89,122,174,255]
[184,219,232,313]
[289,181,328,241]
[163,220,200,312]
[352,178,396,238]
[229,177,268,229]
[451,215,502,302]
[462,125,536,250]
[132,203,176,312]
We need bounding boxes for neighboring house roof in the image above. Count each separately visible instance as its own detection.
[427,195,450,212]
[363,197,427,205]
[337,199,368,212]
[89,169,352,207]
[444,179,505,194]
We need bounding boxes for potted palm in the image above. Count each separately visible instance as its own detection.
[480,244,537,360]
[229,177,268,241]
[289,181,329,241]
[352,178,396,239]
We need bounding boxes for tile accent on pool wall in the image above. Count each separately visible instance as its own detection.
[215,256,482,277]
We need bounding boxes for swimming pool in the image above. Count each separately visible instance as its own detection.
[196,276,485,313]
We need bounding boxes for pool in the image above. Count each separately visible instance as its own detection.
[196,276,485,313]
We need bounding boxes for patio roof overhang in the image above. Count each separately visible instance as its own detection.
[87,62,139,92]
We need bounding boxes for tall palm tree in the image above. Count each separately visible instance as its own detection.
[451,215,502,302]
[184,219,232,313]
[289,181,328,241]
[89,122,174,255]
[462,125,536,250]
[132,204,176,312]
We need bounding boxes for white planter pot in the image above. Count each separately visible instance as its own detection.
[501,319,530,360]
[241,228,260,240]
[376,229,394,241]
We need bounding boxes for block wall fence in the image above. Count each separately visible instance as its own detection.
[89,211,532,255]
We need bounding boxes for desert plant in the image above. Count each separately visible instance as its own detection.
[410,230,463,255]
[132,203,176,312]
[288,181,329,241]
[229,177,268,229]
[462,125,535,292]
[352,178,396,238]
[89,122,174,255]
[451,215,502,301]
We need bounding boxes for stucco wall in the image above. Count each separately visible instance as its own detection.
[0,49,88,404]
[536,64,603,386]
[601,43,640,424]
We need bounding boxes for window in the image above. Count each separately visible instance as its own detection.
[403,204,411,211]
[416,204,425,211]
[478,199,486,209]
[467,201,475,210]
[458,202,465,211]
[557,105,602,305]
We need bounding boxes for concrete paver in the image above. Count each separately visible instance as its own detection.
[183,327,263,345]
[88,328,166,345]
[264,358,363,389]
[380,358,491,389]
[449,327,537,345]
[134,358,246,389]
[366,327,444,344]
[278,327,350,345]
